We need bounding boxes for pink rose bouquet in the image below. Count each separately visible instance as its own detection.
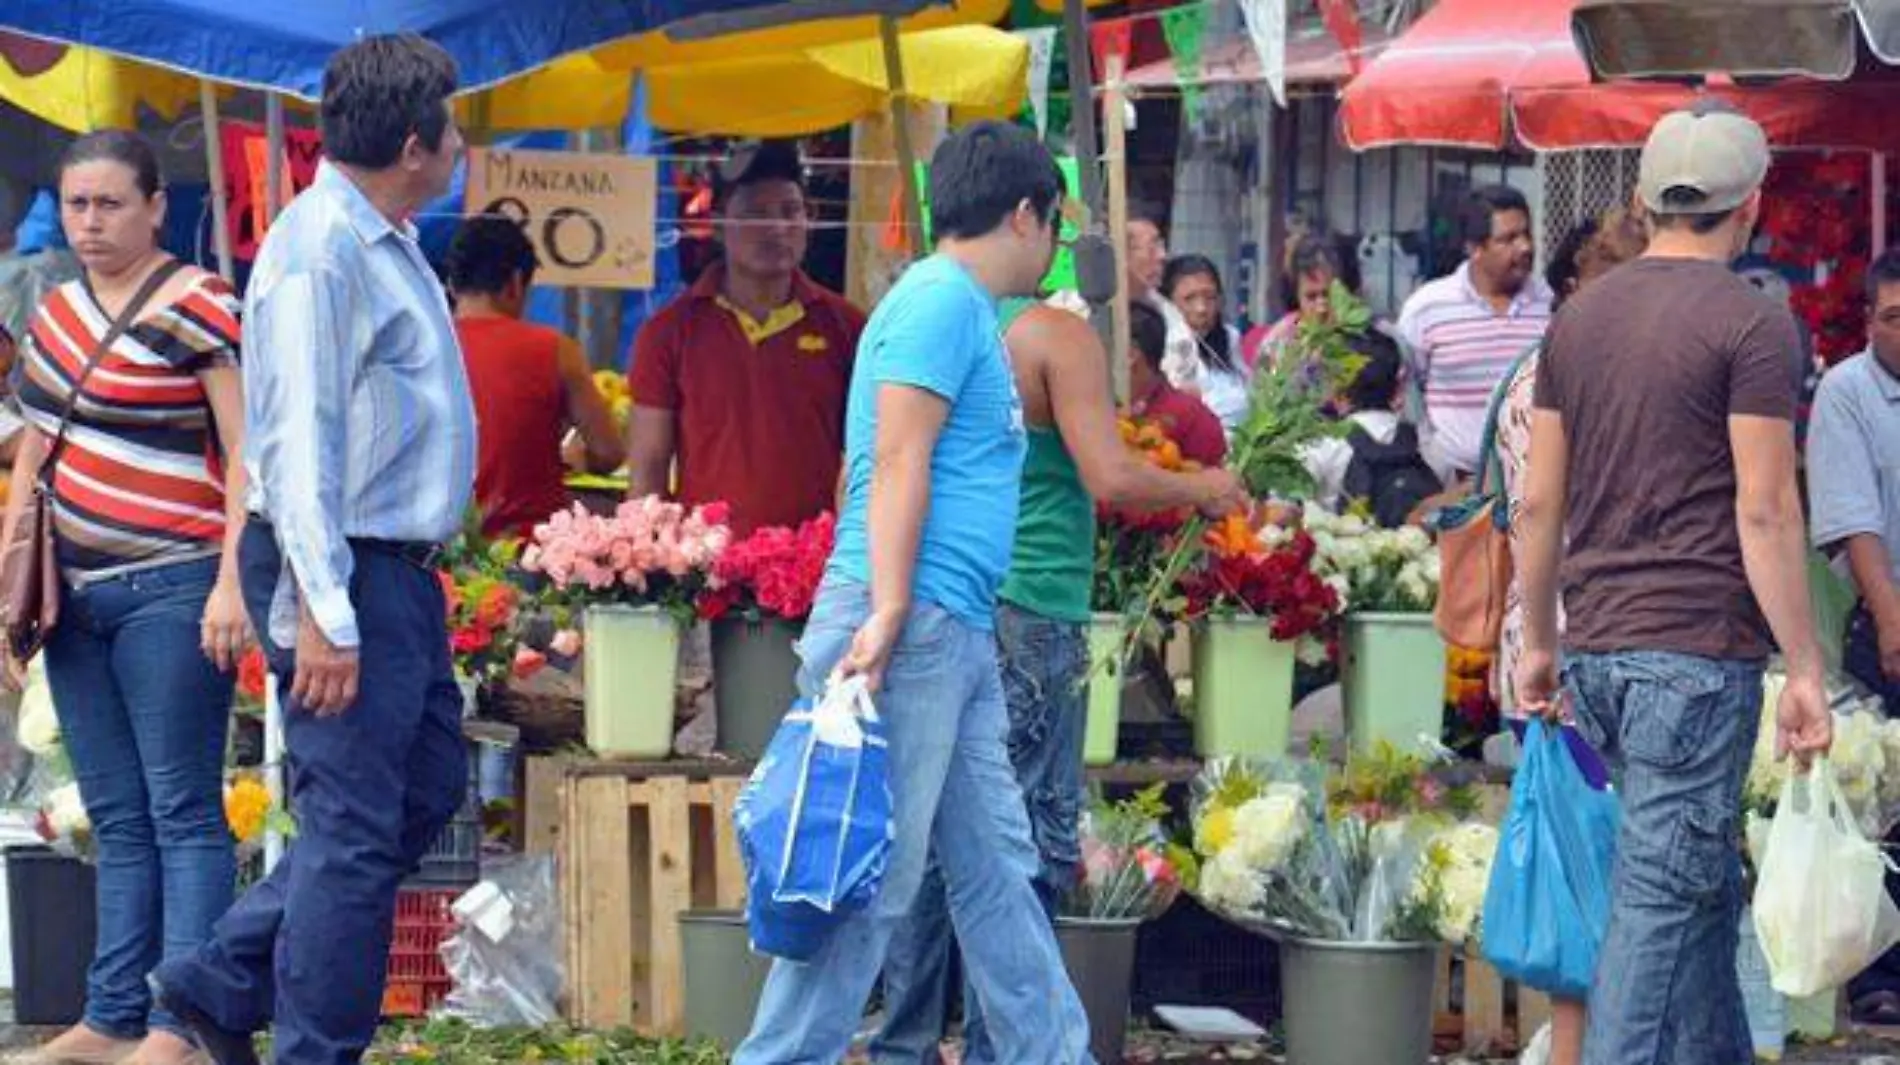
[521,495,733,623]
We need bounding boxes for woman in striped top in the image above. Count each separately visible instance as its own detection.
[3,131,248,1065]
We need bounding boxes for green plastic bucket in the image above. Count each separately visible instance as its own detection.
[679,910,772,1048]
[710,617,801,759]
[1343,612,1447,755]
[1191,616,1296,758]
[1085,614,1126,766]
[1279,937,1437,1065]
[583,605,682,757]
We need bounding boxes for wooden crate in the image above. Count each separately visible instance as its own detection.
[558,760,750,1033]
[1434,948,1552,1056]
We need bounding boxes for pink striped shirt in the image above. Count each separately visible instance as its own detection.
[1396,263,1551,475]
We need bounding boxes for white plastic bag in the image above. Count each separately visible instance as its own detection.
[1753,757,1900,997]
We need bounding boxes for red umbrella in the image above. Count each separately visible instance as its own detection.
[1338,0,1900,151]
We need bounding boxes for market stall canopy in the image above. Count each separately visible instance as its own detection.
[0,0,953,98]
[482,25,1028,135]
[0,0,1032,133]
[1572,0,1900,80]
[1124,23,1392,92]
[1337,0,1900,151]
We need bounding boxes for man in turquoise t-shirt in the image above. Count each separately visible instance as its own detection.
[735,121,1094,1065]
[871,297,1248,1064]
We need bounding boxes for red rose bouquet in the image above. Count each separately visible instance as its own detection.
[1179,521,1340,643]
[700,512,835,622]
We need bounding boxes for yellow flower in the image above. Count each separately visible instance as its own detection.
[225,777,272,844]
[1196,805,1235,856]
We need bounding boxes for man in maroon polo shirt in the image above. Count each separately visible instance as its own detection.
[627,141,867,533]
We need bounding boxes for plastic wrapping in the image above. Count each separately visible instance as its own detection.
[436,855,564,1028]
[1753,758,1900,998]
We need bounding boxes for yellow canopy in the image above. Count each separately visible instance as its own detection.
[0,42,201,131]
[488,25,1024,137]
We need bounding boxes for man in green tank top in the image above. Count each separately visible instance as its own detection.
[873,297,1247,1064]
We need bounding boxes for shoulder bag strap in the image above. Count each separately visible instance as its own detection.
[41,259,187,482]
[1471,339,1540,497]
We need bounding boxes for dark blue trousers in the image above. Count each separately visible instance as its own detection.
[156,521,465,1064]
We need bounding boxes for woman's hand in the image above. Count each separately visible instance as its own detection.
[200,575,252,672]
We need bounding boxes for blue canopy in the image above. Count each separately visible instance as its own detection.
[0,0,944,99]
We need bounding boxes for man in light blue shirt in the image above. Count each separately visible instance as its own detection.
[153,35,474,1065]
[1811,249,1900,711]
[735,121,1093,1064]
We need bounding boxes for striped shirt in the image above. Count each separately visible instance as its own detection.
[1396,263,1552,476]
[18,272,239,573]
[244,162,476,650]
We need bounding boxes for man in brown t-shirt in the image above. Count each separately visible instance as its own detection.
[1516,102,1833,1064]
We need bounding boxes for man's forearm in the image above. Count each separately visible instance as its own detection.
[1739,488,1823,678]
[1845,534,1900,627]
[866,453,929,619]
[1102,457,1217,511]
[1518,500,1563,652]
[626,458,670,499]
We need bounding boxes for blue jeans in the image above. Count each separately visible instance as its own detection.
[870,603,1087,1065]
[156,520,467,1065]
[45,555,236,1040]
[733,582,1093,1065]
[1564,650,1763,1065]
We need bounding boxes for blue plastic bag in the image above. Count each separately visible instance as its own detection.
[1481,718,1619,999]
[734,674,894,961]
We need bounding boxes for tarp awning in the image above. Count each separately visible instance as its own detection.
[1571,0,1900,81]
[0,0,951,98]
[1338,0,1900,151]
[0,1,1028,135]
[1124,25,1390,91]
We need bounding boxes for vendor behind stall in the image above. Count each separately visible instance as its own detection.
[449,217,626,539]
[625,140,866,534]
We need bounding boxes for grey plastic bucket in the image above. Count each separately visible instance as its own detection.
[1279,937,1437,1065]
[711,617,801,759]
[680,909,772,1048]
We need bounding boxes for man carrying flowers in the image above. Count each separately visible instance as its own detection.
[872,280,1245,1064]
[732,121,1092,1065]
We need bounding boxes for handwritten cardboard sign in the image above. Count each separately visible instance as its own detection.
[463,148,657,290]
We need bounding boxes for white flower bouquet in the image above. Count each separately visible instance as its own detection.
[1187,750,1491,944]
[1301,502,1440,614]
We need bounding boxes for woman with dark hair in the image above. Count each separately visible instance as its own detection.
[1162,254,1251,432]
[1245,232,1356,371]
[2,129,247,1065]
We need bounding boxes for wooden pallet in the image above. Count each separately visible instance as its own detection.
[1435,948,1552,1056]
[557,760,751,1034]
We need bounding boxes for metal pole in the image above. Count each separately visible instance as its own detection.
[879,16,926,254]
[1104,53,1131,401]
[1875,150,1889,256]
[262,676,285,871]
[199,82,235,283]
[1062,0,1103,224]
[264,93,286,227]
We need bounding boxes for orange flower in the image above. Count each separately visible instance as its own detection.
[475,583,517,630]
[1154,440,1183,470]
[1204,512,1257,560]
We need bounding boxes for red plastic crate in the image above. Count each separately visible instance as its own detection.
[382,888,458,1018]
